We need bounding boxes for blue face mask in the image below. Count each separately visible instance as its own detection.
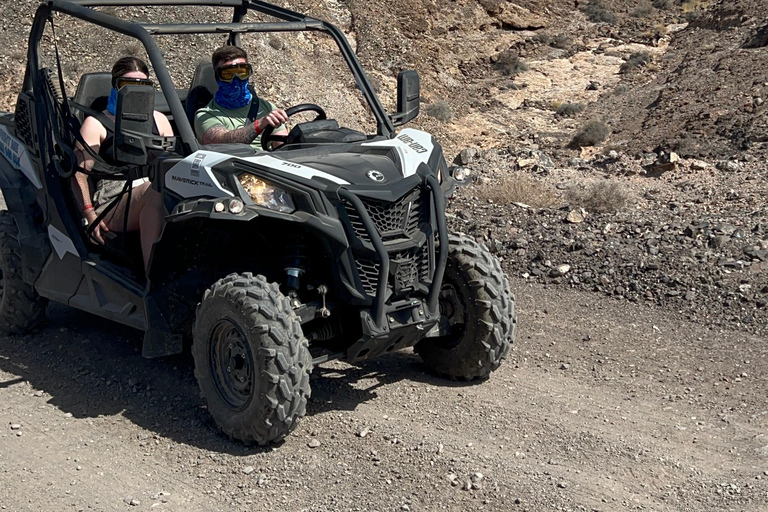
[215,77,252,110]
[106,87,118,116]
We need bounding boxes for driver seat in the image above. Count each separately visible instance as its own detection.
[185,62,218,128]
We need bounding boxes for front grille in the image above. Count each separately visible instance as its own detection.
[353,245,432,297]
[356,257,381,296]
[344,187,427,243]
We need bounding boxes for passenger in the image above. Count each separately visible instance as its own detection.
[194,45,289,150]
[71,56,172,274]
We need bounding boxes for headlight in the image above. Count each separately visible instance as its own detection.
[238,174,295,213]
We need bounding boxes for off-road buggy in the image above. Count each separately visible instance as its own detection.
[0,0,516,444]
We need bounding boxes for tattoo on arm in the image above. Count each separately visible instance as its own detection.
[202,125,258,145]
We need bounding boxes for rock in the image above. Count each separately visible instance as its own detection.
[689,159,709,170]
[471,472,484,483]
[586,81,600,91]
[516,157,536,169]
[307,439,321,448]
[716,160,740,172]
[9,424,21,430]
[560,363,570,370]
[566,209,586,223]
[357,427,371,438]
[129,499,141,507]
[550,264,571,277]
[242,466,255,475]
[447,473,459,486]
[459,148,478,165]
[483,2,546,30]
[557,481,567,489]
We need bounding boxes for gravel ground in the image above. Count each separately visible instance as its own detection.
[2,282,767,511]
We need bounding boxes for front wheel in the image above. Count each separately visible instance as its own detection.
[416,233,516,380]
[0,211,46,335]
[192,273,312,444]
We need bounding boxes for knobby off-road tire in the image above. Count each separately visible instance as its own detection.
[192,273,312,444]
[416,233,516,380]
[0,211,46,335]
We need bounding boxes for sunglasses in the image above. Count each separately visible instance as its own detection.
[113,76,154,90]
[215,63,253,83]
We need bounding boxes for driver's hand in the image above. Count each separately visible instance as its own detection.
[84,209,110,245]
[257,109,288,133]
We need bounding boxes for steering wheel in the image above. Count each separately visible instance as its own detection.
[260,103,327,152]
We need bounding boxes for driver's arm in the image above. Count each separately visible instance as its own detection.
[197,108,288,146]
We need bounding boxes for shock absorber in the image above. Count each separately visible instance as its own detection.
[284,239,307,292]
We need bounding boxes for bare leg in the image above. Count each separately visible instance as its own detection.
[105,182,164,273]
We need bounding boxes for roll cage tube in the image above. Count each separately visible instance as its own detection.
[42,0,395,151]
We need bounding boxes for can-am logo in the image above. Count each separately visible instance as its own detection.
[367,170,385,182]
[396,133,429,154]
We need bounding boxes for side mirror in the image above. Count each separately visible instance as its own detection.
[391,70,420,127]
[114,85,175,165]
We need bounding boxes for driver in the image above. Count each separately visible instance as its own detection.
[194,46,289,150]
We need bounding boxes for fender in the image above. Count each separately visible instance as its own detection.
[0,150,51,286]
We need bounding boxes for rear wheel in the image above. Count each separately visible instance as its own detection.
[192,273,312,444]
[0,211,46,335]
[416,233,515,380]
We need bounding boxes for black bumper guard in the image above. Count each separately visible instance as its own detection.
[337,174,449,332]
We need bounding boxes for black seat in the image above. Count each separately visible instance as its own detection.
[185,62,218,128]
[72,72,112,123]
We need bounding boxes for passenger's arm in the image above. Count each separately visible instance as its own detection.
[71,116,109,244]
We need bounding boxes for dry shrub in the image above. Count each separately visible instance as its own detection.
[652,0,673,8]
[556,102,585,117]
[476,173,558,208]
[566,181,631,213]
[570,120,609,147]
[424,100,452,122]
[121,41,144,57]
[268,35,284,50]
[613,83,629,95]
[682,0,708,13]
[631,3,655,18]
[581,1,618,24]
[620,52,652,73]
[551,34,573,50]
[494,50,529,76]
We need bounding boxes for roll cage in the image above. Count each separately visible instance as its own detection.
[26,0,395,156]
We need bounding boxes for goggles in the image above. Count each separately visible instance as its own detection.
[113,76,154,89]
[215,63,253,83]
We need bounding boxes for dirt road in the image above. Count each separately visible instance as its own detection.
[1,279,766,511]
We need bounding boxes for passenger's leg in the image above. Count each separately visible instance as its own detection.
[105,182,164,273]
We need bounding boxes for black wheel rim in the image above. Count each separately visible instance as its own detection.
[209,319,254,410]
[435,282,468,349]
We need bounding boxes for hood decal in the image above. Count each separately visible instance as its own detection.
[361,128,434,177]
[165,151,235,199]
[243,154,350,185]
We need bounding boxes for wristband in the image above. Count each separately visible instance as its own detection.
[254,119,263,136]
[83,204,94,212]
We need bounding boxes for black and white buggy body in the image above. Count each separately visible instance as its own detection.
[0,0,516,444]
